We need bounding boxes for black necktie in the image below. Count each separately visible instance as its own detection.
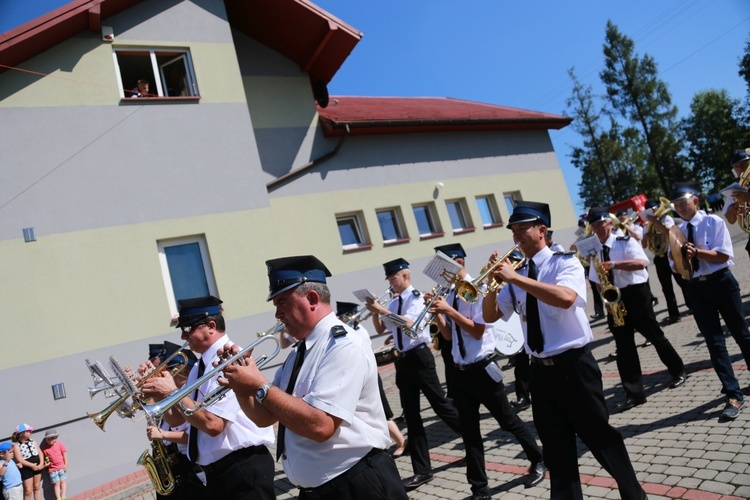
[396,295,404,350]
[452,291,466,359]
[687,223,700,271]
[188,358,205,462]
[276,340,306,461]
[526,260,544,354]
[602,244,614,284]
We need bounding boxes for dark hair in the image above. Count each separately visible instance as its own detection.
[206,314,225,332]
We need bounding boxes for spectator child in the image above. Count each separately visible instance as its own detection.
[40,430,67,500]
[0,441,23,500]
[12,424,44,500]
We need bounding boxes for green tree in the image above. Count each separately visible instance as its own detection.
[682,90,748,192]
[600,21,686,196]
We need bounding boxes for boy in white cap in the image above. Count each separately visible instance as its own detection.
[0,441,23,500]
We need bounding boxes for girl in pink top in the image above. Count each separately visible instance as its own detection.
[40,430,67,500]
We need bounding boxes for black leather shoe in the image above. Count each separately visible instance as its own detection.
[590,313,605,320]
[511,397,531,410]
[471,488,492,500]
[614,397,647,412]
[525,462,546,488]
[663,316,681,325]
[403,473,434,491]
[669,372,688,389]
[608,351,618,360]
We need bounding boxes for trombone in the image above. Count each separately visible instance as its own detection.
[87,341,191,431]
[133,334,280,423]
[455,243,524,303]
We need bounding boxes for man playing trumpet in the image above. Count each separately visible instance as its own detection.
[588,207,687,412]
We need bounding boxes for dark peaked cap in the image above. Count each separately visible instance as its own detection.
[670,182,700,202]
[176,295,223,329]
[266,255,331,301]
[336,301,359,317]
[434,243,466,260]
[383,258,409,277]
[507,201,551,228]
[587,207,611,224]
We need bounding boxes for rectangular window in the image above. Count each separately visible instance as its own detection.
[114,49,199,99]
[337,213,370,251]
[158,236,217,318]
[412,203,443,239]
[445,199,474,233]
[376,208,408,244]
[504,192,521,215]
[476,195,502,227]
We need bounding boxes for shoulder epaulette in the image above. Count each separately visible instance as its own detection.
[553,251,576,257]
[412,289,421,297]
[616,235,631,241]
[331,325,348,338]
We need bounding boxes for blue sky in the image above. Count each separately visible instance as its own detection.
[3,0,749,211]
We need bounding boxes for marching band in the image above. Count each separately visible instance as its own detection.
[83,172,750,499]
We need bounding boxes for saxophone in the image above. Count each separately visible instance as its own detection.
[592,253,626,327]
[137,439,178,496]
[646,197,674,256]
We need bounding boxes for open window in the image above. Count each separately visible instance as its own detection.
[114,49,199,99]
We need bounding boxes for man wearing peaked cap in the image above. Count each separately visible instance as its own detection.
[506,200,551,229]
[140,295,276,500]
[434,243,466,260]
[724,149,750,259]
[483,200,646,499]
[432,243,464,400]
[428,244,546,495]
[662,181,750,420]
[218,255,407,498]
[367,256,463,491]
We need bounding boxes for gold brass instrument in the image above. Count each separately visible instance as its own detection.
[87,342,191,431]
[347,287,395,327]
[611,211,640,233]
[403,283,451,339]
[455,243,524,303]
[735,158,750,233]
[574,222,594,266]
[134,334,280,422]
[646,197,674,256]
[668,225,693,280]
[137,439,177,496]
[591,253,626,327]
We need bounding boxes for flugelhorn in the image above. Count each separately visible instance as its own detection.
[456,243,524,303]
[135,334,280,422]
[87,341,191,431]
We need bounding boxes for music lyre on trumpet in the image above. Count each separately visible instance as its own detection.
[455,243,525,304]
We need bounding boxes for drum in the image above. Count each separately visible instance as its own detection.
[373,344,398,366]
[494,311,524,355]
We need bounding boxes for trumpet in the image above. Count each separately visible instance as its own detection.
[87,342,191,431]
[646,197,674,256]
[257,322,286,338]
[403,283,451,338]
[455,243,524,303]
[133,334,280,423]
[347,287,394,328]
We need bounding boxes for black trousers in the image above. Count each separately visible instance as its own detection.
[298,450,407,500]
[513,350,531,401]
[395,345,462,476]
[608,282,685,401]
[437,335,457,399]
[453,363,543,493]
[589,277,604,316]
[530,348,645,500]
[156,452,208,500]
[203,446,275,500]
[653,254,681,319]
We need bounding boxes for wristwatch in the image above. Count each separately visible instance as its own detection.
[255,383,272,404]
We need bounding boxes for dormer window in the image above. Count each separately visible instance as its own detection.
[114,48,200,99]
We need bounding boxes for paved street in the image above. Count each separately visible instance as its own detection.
[79,221,750,500]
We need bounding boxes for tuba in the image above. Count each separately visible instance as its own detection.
[736,159,750,233]
[646,197,674,256]
[591,253,626,327]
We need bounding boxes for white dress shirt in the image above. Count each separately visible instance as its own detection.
[185,334,275,466]
[588,234,650,288]
[671,210,734,278]
[497,246,593,358]
[272,313,390,488]
[381,285,430,352]
[445,274,497,365]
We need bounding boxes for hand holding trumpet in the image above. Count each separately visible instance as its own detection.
[215,343,263,397]
[485,250,521,291]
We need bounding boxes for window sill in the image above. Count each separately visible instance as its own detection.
[384,238,411,247]
[343,244,373,254]
[419,232,445,241]
[120,96,201,103]
[453,228,476,235]
[482,222,505,230]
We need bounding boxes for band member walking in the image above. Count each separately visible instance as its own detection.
[428,243,545,499]
[367,258,463,491]
[587,207,687,412]
[483,201,646,500]
[140,296,276,499]
[219,255,407,499]
[664,182,750,419]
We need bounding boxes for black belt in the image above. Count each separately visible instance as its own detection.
[457,353,498,371]
[298,448,383,499]
[531,346,587,367]
[200,445,266,476]
[398,343,428,358]
[690,267,730,282]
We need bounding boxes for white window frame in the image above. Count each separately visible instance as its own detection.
[157,235,217,319]
[445,198,473,232]
[113,48,199,98]
[476,194,502,227]
[376,207,408,243]
[336,213,369,250]
[412,203,442,237]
